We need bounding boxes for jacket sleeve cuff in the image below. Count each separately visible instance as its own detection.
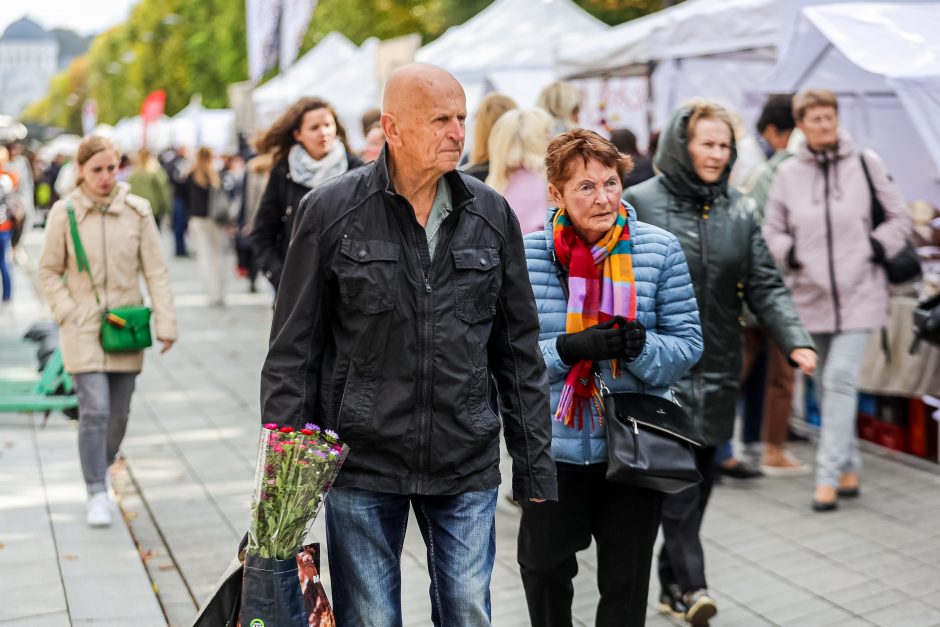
[513,471,559,502]
[540,336,570,378]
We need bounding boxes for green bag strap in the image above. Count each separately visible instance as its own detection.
[66,201,102,307]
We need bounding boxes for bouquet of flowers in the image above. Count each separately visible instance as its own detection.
[241,422,348,626]
[247,423,348,559]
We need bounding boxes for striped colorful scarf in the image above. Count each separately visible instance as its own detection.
[552,201,637,429]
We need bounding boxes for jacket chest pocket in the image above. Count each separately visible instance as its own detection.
[337,239,400,314]
[452,248,502,324]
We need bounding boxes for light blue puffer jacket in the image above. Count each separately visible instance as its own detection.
[525,204,704,466]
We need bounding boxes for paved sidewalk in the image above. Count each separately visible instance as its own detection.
[3,232,940,626]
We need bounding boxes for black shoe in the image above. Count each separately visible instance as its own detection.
[658,584,687,619]
[684,589,718,626]
[812,499,838,512]
[717,460,763,479]
[837,487,860,498]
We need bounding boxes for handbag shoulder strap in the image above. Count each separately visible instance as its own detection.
[859,152,885,228]
[66,201,101,306]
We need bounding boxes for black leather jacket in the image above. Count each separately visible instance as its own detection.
[250,153,362,290]
[625,107,814,446]
[259,148,556,500]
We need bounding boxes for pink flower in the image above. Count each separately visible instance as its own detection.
[264,423,278,430]
[273,445,284,454]
[260,492,270,501]
[265,464,275,475]
[266,479,275,485]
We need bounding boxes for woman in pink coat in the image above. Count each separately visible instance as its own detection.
[762,88,912,511]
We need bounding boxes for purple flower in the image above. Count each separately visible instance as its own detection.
[305,423,321,432]
[314,450,329,460]
[324,429,339,440]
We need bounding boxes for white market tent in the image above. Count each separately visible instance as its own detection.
[559,0,781,131]
[762,2,940,204]
[170,99,237,154]
[417,0,608,109]
[310,37,380,150]
[251,32,358,129]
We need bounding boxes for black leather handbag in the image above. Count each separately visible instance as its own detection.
[860,154,922,284]
[601,381,706,494]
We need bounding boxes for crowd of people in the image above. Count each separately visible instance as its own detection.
[19,60,930,627]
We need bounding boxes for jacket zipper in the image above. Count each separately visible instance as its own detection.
[821,161,842,333]
[697,203,710,421]
[412,201,470,492]
[100,209,110,368]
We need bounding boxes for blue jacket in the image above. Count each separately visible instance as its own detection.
[524,204,703,466]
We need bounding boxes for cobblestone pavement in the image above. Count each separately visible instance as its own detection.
[3,233,940,626]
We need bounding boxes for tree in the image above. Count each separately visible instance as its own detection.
[23,0,679,130]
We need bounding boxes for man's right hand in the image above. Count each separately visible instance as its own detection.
[556,319,625,365]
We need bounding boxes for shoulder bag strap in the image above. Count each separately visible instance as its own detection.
[66,201,102,307]
[858,152,885,228]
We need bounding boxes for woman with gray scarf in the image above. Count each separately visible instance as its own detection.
[250,97,362,291]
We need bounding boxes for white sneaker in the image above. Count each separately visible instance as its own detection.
[86,492,112,527]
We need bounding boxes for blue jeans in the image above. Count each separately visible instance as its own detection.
[0,230,10,301]
[326,487,498,627]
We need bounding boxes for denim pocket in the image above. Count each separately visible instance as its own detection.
[452,248,502,324]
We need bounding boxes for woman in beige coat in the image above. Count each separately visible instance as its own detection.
[39,136,177,528]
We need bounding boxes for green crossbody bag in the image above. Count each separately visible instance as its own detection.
[67,202,153,353]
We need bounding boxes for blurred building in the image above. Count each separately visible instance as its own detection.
[0,17,59,118]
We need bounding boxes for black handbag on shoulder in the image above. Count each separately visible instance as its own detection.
[860,154,921,284]
[601,379,706,494]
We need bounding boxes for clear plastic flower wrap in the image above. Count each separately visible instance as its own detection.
[247,423,349,560]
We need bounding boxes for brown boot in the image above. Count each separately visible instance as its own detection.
[812,484,838,512]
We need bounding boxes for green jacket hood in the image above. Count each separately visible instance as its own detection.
[653,106,738,203]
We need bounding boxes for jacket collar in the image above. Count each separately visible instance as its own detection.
[374,145,474,210]
[68,181,131,222]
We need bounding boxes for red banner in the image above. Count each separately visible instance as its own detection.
[140,90,166,122]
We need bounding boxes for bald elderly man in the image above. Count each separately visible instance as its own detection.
[259,63,556,625]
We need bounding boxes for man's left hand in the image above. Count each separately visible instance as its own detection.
[529,498,546,503]
[790,348,817,375]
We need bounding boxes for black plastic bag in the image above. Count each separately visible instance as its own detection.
[240,554,306,627]
[192,556,242,627]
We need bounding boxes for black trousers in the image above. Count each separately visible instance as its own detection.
[658,446,718,594]
[518,463,664,627]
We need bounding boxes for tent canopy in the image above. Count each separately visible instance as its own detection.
[252,32,357,127]
[763,2,940,203]
[559,0,780,79]
[312,38,380,149]
[418,0,607,106]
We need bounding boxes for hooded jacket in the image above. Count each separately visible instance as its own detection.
[623,107,813,446]
[259,148,556,501]
[39,182,177,374]
[525,204,703,465]
[762,131,912,334]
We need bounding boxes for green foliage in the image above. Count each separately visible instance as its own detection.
[24,0,677,129]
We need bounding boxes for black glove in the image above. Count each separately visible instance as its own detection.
[556,319,625,365]
[621,320,646,362]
